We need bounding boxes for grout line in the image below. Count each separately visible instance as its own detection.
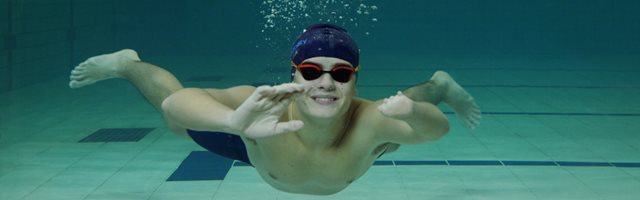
[449,111,640,117]
[17,142,107,200]
[359,84,640,89]
[84,129,162,200]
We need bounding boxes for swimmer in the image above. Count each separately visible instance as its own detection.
[69,24,480,195]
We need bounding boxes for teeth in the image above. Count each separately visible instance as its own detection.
[312,97,338,104]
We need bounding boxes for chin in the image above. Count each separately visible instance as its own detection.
[307,107,340,118]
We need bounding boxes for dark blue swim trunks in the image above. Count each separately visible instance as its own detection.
[186,129,253,166]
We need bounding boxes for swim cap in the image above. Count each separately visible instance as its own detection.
[291,24,359,67]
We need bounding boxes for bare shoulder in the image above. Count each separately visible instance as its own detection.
[351,97,378,113]
[351,98,391,131]
[351,97,383,121]
[203,85,256,109]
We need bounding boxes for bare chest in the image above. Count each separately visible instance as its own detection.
[244,128,388,194]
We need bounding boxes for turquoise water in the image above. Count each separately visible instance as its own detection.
[1,0,640,199]
[117,1,640,70]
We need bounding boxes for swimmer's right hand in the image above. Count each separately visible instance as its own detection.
[227,83,306,139]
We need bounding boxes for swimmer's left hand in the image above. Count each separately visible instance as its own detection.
[378,91,414,119]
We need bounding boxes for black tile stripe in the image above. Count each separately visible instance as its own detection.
[359,84,640,89]
[502,161,557,166]
[78,128,154,143]
[364,67,640,73]
[230,160,640,168]
[442,111,640,117]
[447,160,503,166]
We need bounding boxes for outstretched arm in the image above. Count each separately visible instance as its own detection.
[161,83,306,138]
[374,71,481,144]
[376,91,449,144]
[161,86,245,134]
[402,71,481,129]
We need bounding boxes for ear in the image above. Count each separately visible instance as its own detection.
[290,67,296,82]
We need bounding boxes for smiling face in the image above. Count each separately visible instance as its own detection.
[292,57,357,119]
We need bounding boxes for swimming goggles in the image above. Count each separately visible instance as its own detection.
[292,63,359,83]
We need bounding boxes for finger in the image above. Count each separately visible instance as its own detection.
[271,92,293,102]
[259,86,277,95]
[274,83,304,95]
[69,80,79,88]
[468,118,479,129]
[471,119,479,129]
[271,98,293,113]
[389,91,399,98]
[469,119,480,128]
[78,60,89,66]
[472,112,482,120]
[462,118,472,129]
[71,68,84,74]
[272,84,304,101]
[377,104,385,112]
[275,92,295,102]
[274,120,304,135]
[284,83,305,92]
[263,94,294,111]
[377,104,389,114]
[303,85,313,94]
[270,93,284,102]
[254,86,276,101]
[291,83,305,92]
[71,69,83,75]
[271,87,298,101]
[70,74,85,80]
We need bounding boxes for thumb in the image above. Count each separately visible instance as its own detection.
[274,120,304,135]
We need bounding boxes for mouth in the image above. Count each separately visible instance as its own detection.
[311,95,339,105]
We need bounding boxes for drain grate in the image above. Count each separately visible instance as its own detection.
[79,128,154,143]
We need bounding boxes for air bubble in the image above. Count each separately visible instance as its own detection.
[259,0,379,49]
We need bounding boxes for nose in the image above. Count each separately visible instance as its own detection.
[316,73,335,91]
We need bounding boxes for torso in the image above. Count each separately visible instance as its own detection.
[242,98,390,195]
